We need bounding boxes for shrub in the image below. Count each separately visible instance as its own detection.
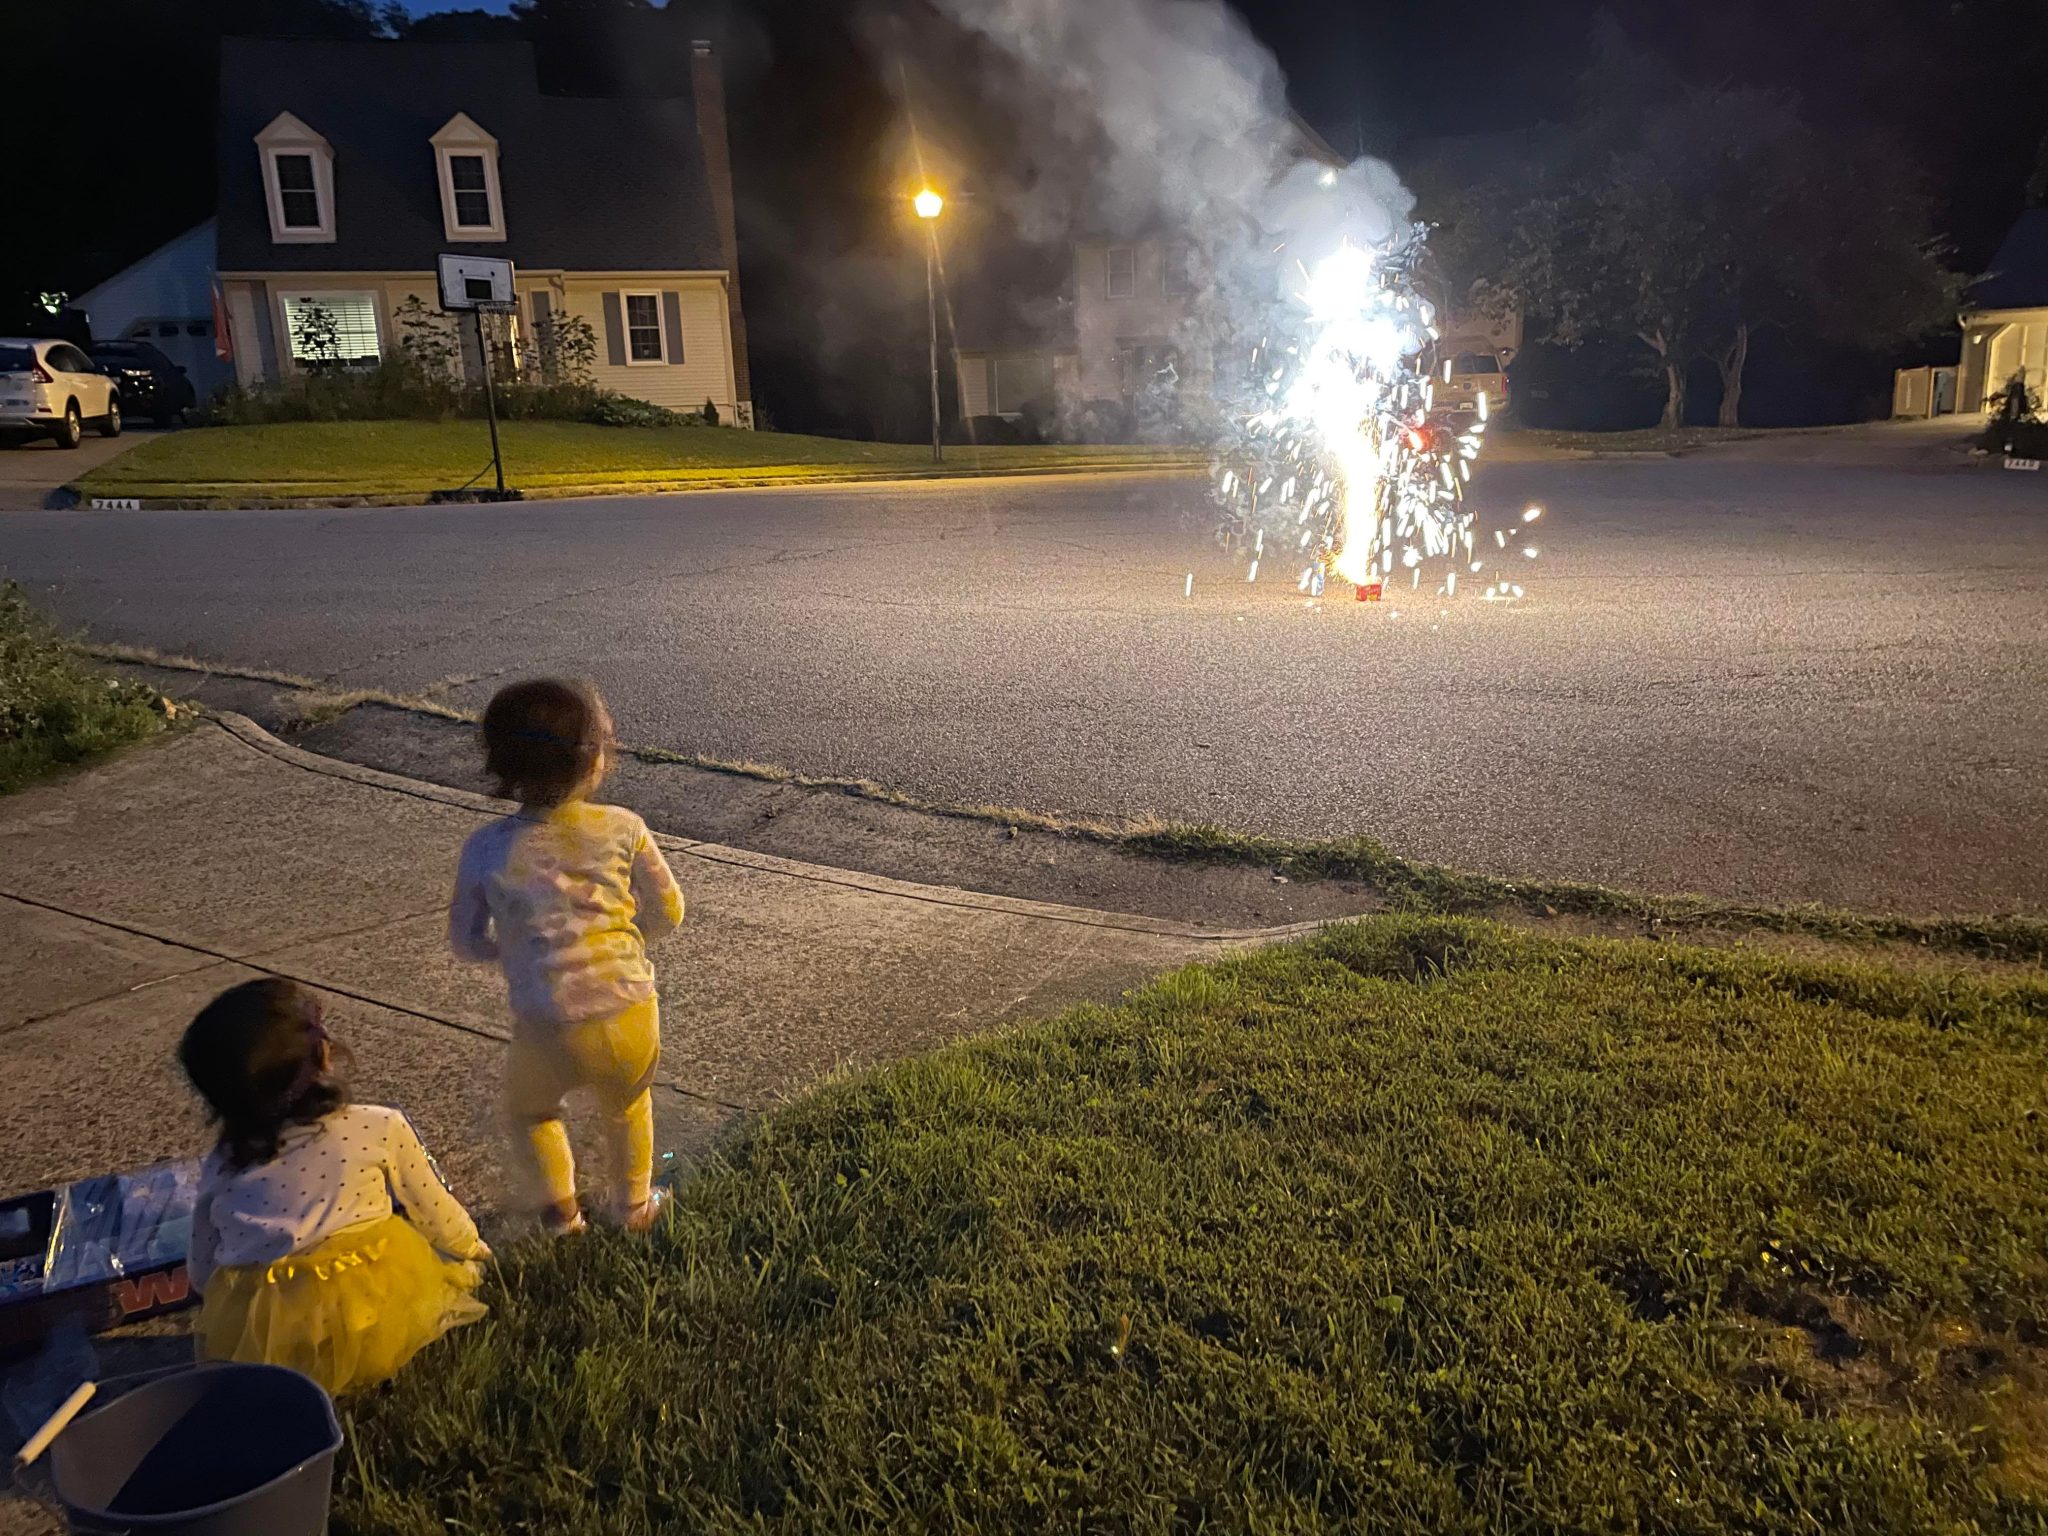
[0,581,162,792]
[581,394,690,428]
[2001,419,2048,459]
[1980,377,2042,454]
[203,300,680,428]
[204,365,683,431]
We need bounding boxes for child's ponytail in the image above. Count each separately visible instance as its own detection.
[179,979,349,1168]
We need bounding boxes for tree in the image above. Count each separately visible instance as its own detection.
[1665,93,1958,425]
[1443,24,1956,428]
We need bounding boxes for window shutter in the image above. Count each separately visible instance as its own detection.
[600,291,626,368]
[528,290,554,379]
[661,291,685,364]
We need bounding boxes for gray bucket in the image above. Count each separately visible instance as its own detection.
[42,1363,341,1535]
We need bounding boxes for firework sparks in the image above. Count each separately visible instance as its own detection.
[1212,223,1535,604]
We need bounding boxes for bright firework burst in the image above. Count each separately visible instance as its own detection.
[1211,222,1532,603]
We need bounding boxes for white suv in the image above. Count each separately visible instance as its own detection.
[0,338,121,449]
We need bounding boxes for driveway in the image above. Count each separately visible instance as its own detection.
[0,426,154,510]
[1,453,2043,916]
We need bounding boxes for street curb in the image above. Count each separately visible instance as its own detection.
[205,711,1327,947]
[69,461,1205,512]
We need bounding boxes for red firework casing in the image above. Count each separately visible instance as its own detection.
[1357,583,1383,602]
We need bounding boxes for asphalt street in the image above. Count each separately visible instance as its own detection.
[2,450,2043,915]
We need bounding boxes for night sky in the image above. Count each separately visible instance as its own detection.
[388,0,2045,270]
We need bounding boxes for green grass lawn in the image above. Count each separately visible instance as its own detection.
[0,581,162,791]
[76,421,1200,501]
[340,915,2047,1534]
[1508,426,1767,455]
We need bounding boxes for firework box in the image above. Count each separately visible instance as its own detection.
[1357,582,1384,602]
[0,1161,199,1359]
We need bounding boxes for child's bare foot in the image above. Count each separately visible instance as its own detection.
[620,1188,667,1234]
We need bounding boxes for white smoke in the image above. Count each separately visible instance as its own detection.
[917,0,1414,282]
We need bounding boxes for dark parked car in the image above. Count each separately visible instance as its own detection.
[86,339,196,425]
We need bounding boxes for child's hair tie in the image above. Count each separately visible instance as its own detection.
[274,1016,331,1109]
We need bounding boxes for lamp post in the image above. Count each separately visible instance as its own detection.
[914,187,944,463]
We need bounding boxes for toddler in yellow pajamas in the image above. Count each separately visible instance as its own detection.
[449,679,684,1233]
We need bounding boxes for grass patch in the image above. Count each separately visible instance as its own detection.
[0,582,163,792]
[1510,425,1767,455]
[339,915,2048,1532]
[1128,824,2048,965]
[74,421,1199,501]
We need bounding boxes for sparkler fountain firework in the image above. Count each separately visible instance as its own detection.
[904,0,1542,598]
[1213,220,1534,603]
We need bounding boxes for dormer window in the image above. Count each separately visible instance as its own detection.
[432,114,506,243]
[255,112,334,244]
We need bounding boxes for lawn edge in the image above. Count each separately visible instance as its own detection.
[96,647,2048,967]
[67,458,1202,510]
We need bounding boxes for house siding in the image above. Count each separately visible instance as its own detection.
[222,270,739,417]
[556,277,734,413]
[1072,240,1206,404]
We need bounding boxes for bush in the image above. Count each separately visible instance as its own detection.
[0,581,162,792]
[581,394,691,429]
[1980,378,2043,454]
[207,297,688,430]
[203,365,687,432]
[957,413,1028,445]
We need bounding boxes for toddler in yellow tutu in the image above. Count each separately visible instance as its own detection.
[449,678,685,1236]
[179,978,489,1397]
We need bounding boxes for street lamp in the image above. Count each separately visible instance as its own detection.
[914,187,944,463]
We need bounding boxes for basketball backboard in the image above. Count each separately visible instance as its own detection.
[438,253,516,312]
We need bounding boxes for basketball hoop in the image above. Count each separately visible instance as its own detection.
[436,253,519,498]
[437,253,516,313]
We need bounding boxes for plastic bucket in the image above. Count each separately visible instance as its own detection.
[43,1363,341,1535]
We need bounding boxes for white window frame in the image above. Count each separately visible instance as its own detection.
[1105,246,1136,301]
[621,290,667,366]
[255,112,335,245]
[1161,241,1191,298]
[278,289,384,371]
[431,113,507,244]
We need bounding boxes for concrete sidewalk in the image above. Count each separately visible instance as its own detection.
[0,715,1310,1213]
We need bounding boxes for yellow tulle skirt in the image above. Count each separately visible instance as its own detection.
[198,1215,487,1398]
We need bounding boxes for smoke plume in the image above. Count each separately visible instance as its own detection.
[921,0,1417,276]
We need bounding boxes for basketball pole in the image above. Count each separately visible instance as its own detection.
[476,307,505,495]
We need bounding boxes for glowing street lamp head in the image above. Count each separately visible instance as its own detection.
[913,188,944,221]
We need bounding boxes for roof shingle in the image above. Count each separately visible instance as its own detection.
[217,38,722,275]
[1970,208,2048,312]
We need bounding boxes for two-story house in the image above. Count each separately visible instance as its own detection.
[954,119,1342,439]
[79,35,753,424]
[955,232,1233,439]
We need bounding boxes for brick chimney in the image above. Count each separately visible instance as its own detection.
[691,39,753,419]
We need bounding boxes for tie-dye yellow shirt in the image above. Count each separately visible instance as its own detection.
[449,801,685,1026]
